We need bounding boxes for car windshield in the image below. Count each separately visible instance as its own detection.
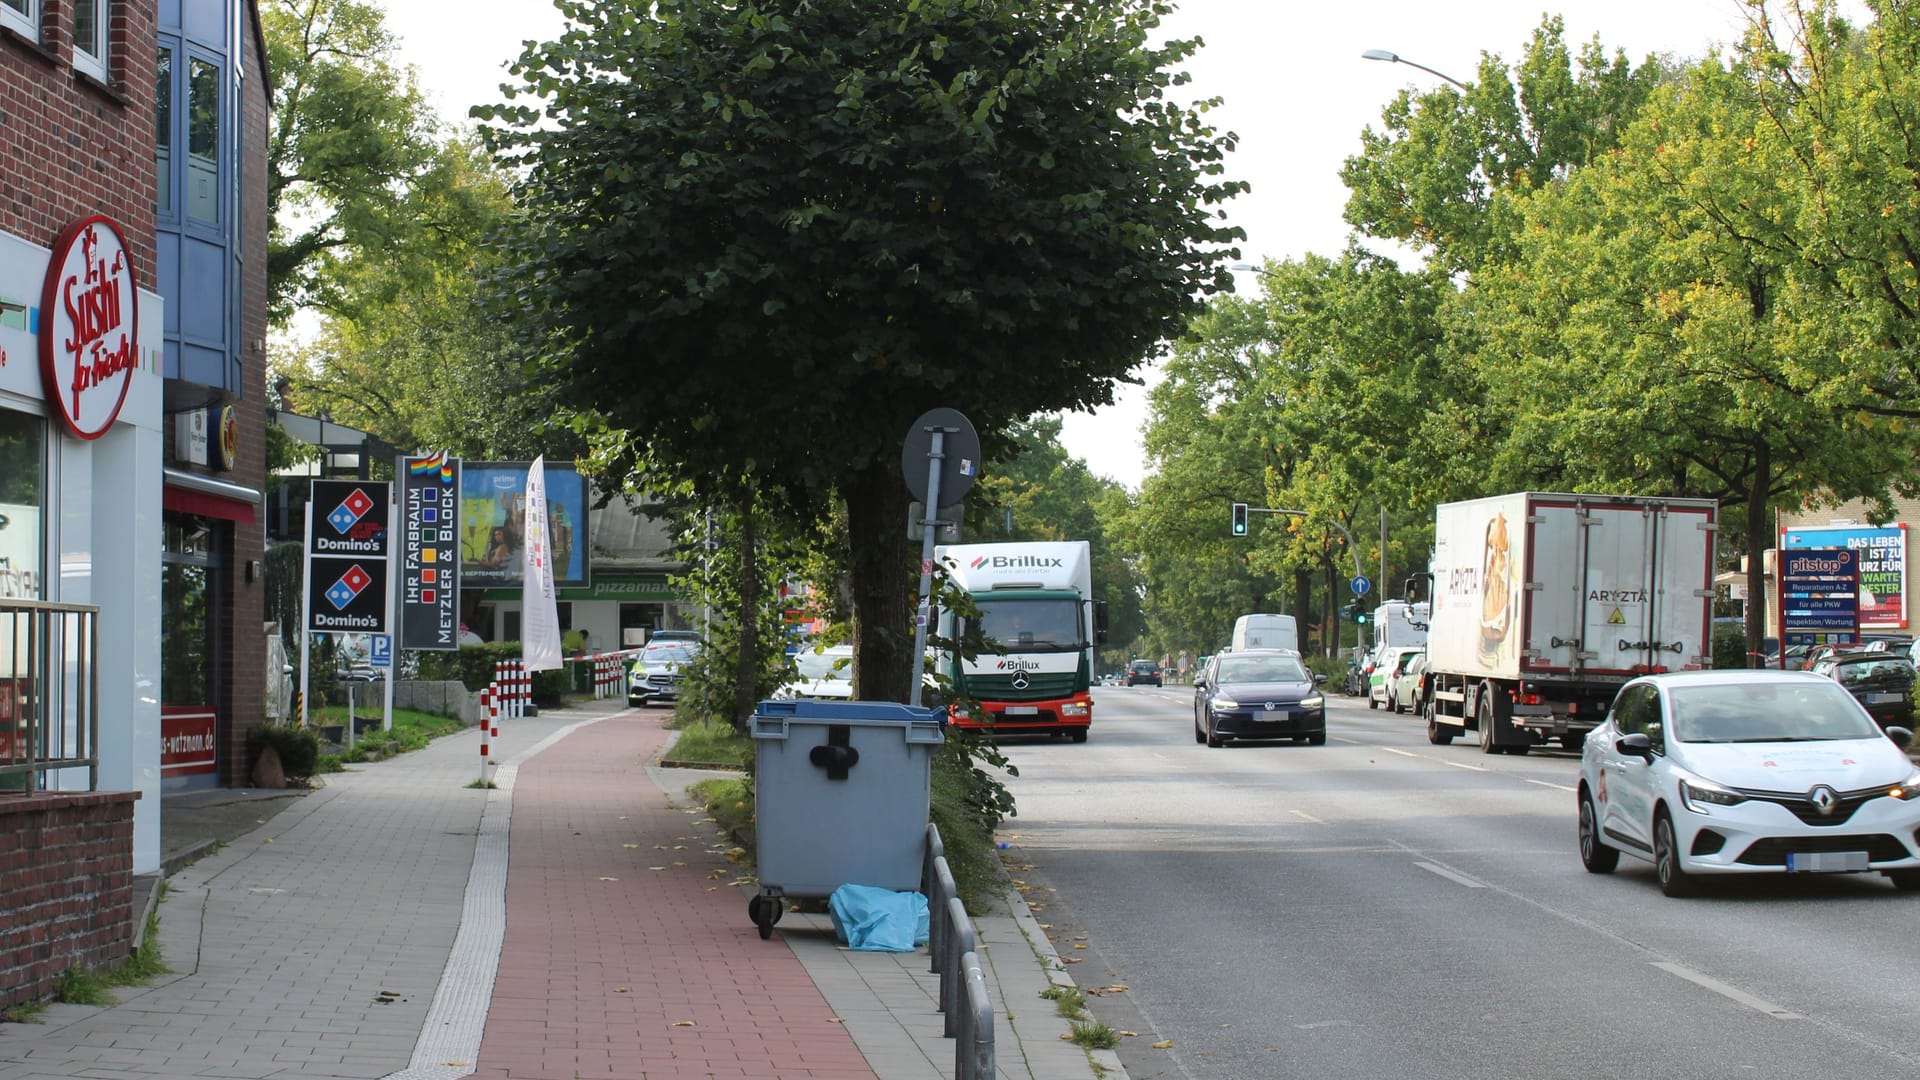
[1668,681,1884,743]
[975,599,1082,649]
[794,650,851,681]
[641,642,697,664]
[1215,656,1309,684]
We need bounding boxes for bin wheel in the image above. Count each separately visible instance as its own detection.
[749,894,783,938]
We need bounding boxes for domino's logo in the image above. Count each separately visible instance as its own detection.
[325,564,373,610]
[328,488,375,533]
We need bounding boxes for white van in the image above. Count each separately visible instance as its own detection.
[1230,613,1299,654]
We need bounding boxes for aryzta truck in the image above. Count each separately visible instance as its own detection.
[1416,492,1717,754]
[934,541,1109,741]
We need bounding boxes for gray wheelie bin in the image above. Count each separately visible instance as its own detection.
[748,698,944,938]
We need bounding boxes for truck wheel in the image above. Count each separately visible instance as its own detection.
[1477,694,1499,754]
[1069,729,1088,743]
[1561,733,1586,752]
[1425,700,1454,745]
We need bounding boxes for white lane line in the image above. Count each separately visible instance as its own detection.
[1443,760,1489,772]
[1332,735,1366,744]
[1525,778,1577,792]
[1651,962,1804,1020]
[1290,809,1325,824]
[1414,861,1487,889]
[1378,746,1424,759]
[1376,744,1490,772]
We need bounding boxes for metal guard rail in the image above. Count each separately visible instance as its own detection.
[923,822,994,1080]
[0,598,101,793]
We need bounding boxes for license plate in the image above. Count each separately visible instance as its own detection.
[1785,850,1869,873]
[1866,693,1904,705]
[1004,706,1039,716]
[1255,710,1290,721]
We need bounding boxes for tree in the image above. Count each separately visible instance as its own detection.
[480,0,1245,701]
[263,0,480,325]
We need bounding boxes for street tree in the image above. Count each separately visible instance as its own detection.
[479,0,1244,702]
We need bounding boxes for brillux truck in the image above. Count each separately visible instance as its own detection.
[1418,492,1717,754]
[934,541,1109,741]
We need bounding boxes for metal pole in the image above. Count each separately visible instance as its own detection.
[909,429,948,708]
[1380,508,1388,607]
[299,501,312,729]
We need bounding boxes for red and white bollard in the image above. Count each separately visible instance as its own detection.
[478,685,494,786]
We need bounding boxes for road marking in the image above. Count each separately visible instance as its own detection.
[1331,735,1365,744]
[1525,778,1577,792]
[1651,962,1803,1020]
[1378,746,1423,759]
[1290,809,1325,824]
[1414,861,1486,888]
[1443,760,1489,772]
[1376,744,1489,771]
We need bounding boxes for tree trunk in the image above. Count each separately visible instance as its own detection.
[1744,441,1771,668]
[1292,567,1313,655]
[844,462,915,702]
[732,490,761,733]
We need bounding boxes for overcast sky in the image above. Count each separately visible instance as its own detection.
[378,0,1794,491]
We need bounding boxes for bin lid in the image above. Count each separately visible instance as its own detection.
[754,698,942,723]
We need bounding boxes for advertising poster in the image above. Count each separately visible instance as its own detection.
[1783,524,1906,629]
[399,454,461,650]
[459,462,588,588]
[305,480,393,635]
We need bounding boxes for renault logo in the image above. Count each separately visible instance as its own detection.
[1808,785,1839,816]
[1011,671,1030,690]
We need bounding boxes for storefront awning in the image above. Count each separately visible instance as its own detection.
[164,468,261,524]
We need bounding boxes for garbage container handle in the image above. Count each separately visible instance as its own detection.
[808,724,860,781]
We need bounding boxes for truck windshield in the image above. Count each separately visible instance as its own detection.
[974,598,1082,649]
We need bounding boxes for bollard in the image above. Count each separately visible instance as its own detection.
[930,855,958,977]
[478,685,493,785]
[959,950,995,1080]
[941,895,974,1038]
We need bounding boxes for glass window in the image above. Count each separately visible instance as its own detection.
[161,514,219,706]
[1,0,35,41]
[974,599,1082,648]
[71,0,106,81]
[187,57,220,223]
[0,412,45,601]
[155,47,173,215]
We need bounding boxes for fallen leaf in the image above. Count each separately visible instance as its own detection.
[1073,944,1087,950]
[623,843,639,849]
[1062,957,1082,964]
[1107,985,1129,993]
[1059,1033,1074,1041]
[828,1017,846,1024]
[1120,1031,1138,1037]
[649,866,668,871]
[600,876,619,882]
[672,1020,696,1027]
[614,987,630,993]
[1152,1040,1174,1049]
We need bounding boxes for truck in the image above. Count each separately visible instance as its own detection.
[1230,613,1299,653]
[1417,492,1717,754]
[1371,600,1430,654]
[934,541,1109,741]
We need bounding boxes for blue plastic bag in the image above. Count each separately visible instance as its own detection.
[828,883,930,952]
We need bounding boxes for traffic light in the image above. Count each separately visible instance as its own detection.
[1231,502,1249,537]
[1354,606,1369,625]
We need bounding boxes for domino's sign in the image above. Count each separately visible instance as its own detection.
[306,480,392,634]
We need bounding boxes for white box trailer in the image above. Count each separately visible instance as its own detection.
[1421,492,1717,753]
[1230,613,1299,653]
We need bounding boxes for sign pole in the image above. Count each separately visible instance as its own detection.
[383,466,397,732]
[908,430,947,709]
[298,501,312,729]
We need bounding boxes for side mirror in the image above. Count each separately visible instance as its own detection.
[1886,725,1914,750]
[1616,732,1655,762]
[1314,673,1328,686]
[1093,600,1110,646]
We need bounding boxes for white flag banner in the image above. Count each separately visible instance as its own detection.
[520,456,564,671]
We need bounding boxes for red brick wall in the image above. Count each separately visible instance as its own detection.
[0,792,140,1011]
[0,0,159,278]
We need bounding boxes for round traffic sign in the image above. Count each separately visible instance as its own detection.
[901,407,980,507]
[1351,575,1371,596]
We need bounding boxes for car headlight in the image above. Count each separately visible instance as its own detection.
[1299,694,1324,709]
[1887,771,1920,800]
[1678,773,1747,813]
[1211,696,1240,711]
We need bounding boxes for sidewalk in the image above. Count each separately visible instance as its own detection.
[0,699,1124,1080]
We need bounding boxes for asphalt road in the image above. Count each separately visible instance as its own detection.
[991,684,1920,1080]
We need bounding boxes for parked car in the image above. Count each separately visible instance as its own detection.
[1368,646,1423,710]
[1125,659,1163,687]
[773,644,855,700]
[1192,649,1327,747]
[1577,669,1920,896]
[628,639,700,707]
[1808,651,1917,729]
[1389,650,1429,715]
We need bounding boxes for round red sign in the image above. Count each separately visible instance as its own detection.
[39,215,140,440]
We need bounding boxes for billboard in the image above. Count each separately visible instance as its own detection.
[399,454,461,650]
[459,462,588,588]
[1782,524,1907,629]
[306,480,393,634]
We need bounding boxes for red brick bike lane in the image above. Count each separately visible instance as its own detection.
[472,712,876,1080]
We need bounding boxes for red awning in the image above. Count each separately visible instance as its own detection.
[164,485,257,523]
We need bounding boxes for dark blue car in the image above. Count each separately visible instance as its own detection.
[1193,649,1327,747]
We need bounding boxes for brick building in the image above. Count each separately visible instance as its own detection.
[0,0,269,1010]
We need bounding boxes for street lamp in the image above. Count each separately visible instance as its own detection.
[1361,48,1469,91]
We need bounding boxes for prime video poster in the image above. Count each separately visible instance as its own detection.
[1783,524,1907,629]
[460,462,589,588]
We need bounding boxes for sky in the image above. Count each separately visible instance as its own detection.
[377,0,1779,491]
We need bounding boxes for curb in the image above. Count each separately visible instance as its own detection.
[1002,884,1130,1079]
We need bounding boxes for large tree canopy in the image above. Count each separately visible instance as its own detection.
[482,0,1245,699]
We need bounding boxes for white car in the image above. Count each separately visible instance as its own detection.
[775,644,855,700]
[1578,670,1920,896]
[1368,646,1423,710]
[628,639,700,707]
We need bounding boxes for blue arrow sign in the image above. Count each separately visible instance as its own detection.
[1351,575,1371,597]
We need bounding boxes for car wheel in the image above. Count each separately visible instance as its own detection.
[1307,731,1327,746]
[1205,720,1224,748]
[1579,792,1619,874]
[1654,811,1697,897]
[1193,714,1206,744]
[1368,694,1379,710]
[1885,870,1920,891]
